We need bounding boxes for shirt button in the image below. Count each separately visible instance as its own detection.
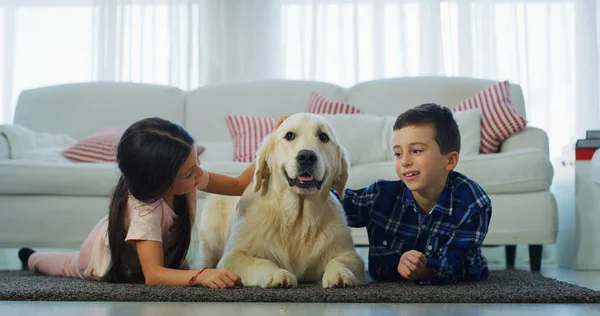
[382,240,388,246]
[427,245,433,250]
[421,225,426,229]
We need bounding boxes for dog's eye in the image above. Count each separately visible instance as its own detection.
[284,132,295,141]
[318,132,329,143]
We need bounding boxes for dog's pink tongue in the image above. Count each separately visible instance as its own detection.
[298,176,313,181]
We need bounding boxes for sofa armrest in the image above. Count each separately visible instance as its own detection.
[0,132,9,160]
[500,126,549,157]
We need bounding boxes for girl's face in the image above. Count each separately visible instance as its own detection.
[170,145,203,196]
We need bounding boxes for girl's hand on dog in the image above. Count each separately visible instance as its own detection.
[195,268,243,288]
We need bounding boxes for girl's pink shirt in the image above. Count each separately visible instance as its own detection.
[81,168,209,279]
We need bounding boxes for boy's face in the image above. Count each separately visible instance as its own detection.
[393,124,458,194]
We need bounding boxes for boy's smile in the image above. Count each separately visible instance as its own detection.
[393,124,458,212]
[402,171,420,182]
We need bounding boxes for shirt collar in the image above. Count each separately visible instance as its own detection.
[401,174,454,216]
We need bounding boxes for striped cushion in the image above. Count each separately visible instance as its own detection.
[225,114,275,163]
[306,92,363,114]
[62,128,206,163]
[62,128,123,162]
[452,81,527,154]
[224,93,364,162]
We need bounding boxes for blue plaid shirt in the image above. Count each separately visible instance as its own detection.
[340,171,491,284]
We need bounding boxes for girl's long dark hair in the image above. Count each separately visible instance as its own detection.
[103,117,194,283]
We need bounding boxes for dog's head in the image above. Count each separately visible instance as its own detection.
[253,113,349,199]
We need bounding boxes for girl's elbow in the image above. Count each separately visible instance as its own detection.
[143,268,163,286]
[144,275,160,286]
[144,279,155,286]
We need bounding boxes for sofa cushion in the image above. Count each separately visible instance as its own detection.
[0,160,120,196]
[322,109,481,166]
[61,127,206,163]
[453,81,527,154]
[185,80,345,143]
[220,91,363,163]
[307,92,363,114]
[345,77,527,153]
[0,160,249,197]
[61,128,123,163]
[225,114,275,163]
[318,114,391,165]
[455,149,552,193]
[346,148,553,194]
[451,109,482,156]
[221,109,482,166]
[199,142,234,162]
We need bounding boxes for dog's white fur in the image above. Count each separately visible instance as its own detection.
[198,113,366,288]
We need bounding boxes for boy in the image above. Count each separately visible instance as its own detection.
[339,103,492,284]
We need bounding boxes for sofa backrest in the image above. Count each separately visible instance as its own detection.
[345,76,526,118]
[13,82,186,140]
[184,79,345,143]
[12,77,526,151]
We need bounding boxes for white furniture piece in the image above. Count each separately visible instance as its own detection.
[0,77,556,271]
[556,145,600,269]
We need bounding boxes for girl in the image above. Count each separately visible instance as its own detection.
[18,115,287,288]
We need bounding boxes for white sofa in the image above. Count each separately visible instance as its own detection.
[0,77,557,271]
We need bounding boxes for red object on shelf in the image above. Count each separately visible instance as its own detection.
[576,148,597,161]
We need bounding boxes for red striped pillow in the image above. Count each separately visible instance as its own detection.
[62,128,123,162]
[452,81,527,154]
[62,128,207,163]
[306,92,364,114]
[225,114,275,163]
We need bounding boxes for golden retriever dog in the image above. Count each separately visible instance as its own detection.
[198,113,366,288]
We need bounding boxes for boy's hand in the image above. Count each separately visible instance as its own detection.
[398,250,430,280]
[273,115,289,132]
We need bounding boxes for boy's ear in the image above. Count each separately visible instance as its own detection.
[445,151,459,171]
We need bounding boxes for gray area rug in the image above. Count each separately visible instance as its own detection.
[1,270,600,303]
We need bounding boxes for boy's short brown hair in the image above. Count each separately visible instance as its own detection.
[393,103,461,154]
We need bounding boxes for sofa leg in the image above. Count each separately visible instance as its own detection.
[529,245,542,272]
[505,245,516,269]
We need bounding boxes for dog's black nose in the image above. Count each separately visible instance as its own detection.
[296,150,317,167]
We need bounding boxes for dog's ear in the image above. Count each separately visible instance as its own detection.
[332,143,350,199]
[254,133,276,193]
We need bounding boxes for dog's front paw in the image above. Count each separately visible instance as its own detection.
[260,269,298,288]
[322,268,360,288]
